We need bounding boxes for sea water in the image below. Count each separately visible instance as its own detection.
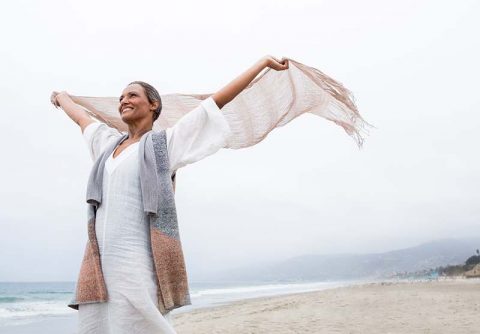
[0,282,76,327]
[0,280,356,327]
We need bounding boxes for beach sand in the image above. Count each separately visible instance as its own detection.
[173,279,480,334]
[2,279,478,333]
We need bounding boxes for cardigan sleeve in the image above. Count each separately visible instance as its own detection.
[83,122,123,161]
[165,97,232,171]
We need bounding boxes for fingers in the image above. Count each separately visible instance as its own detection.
[272,57,289,71]
[51,90,71,108]
[263,55,289,70]
[50,91,60,108]
[272,56,289,70]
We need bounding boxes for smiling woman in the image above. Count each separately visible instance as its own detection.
[50,56,290,334]
[111,82,164,158]
[119,81,162,121]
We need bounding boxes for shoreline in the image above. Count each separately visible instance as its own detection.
[0,315,77,334]
[1,278,479,334]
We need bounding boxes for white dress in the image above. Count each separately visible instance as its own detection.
[77,97,231,334]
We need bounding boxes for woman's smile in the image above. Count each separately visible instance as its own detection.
[121,106,134,114]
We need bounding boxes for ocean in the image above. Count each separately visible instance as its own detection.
[0,280,356,328]
[0,282,75,327]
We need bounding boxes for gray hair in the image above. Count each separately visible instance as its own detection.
[128,81,162,121]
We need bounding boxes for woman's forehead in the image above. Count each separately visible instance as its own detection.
[122,84,144,95]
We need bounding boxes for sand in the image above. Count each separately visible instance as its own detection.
[172,279,480,334]
[2,279,478,333]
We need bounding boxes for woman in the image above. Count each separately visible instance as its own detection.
[51,56,289,334]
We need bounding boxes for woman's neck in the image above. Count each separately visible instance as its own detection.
[127,121,152,141]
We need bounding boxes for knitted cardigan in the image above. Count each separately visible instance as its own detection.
[68,129,190,314]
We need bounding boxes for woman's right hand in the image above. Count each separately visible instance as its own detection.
[50,91,69,108]
[50,90,94,132]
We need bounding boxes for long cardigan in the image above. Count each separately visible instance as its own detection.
[68,130,190,314]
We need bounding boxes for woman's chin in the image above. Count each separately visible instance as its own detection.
[121,114,134,124]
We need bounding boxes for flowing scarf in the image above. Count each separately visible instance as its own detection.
[71,58,371,148]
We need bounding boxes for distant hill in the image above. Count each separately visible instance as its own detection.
[208,238,480,282]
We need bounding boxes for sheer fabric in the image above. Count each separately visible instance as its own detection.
[72,58,370,149]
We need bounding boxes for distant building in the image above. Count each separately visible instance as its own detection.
[465,264,480,278]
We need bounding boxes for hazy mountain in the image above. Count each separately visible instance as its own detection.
[203,238,480,282]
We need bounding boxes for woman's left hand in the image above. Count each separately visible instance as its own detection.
[262,56,289,71]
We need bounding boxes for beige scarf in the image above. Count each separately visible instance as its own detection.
[71,58,370,148]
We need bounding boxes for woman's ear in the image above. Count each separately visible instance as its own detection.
[150,101,159,111]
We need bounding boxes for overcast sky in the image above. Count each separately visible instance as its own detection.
[0,0,479,282]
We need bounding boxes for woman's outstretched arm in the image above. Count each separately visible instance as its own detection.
[212,55,289,109]
[51,91,94,132]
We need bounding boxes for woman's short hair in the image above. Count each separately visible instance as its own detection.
[128,81,162,121]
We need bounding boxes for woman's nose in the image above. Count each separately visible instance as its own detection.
[120,96,130,106]
[119,97,129,112]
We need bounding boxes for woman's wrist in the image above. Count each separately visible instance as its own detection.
[255,57,274,73]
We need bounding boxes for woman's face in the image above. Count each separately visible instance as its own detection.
[118,84,156,124]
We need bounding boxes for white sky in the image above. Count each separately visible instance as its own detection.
[0,0,479,281]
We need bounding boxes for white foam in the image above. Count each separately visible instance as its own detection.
[190,281,347,298]
[0,300,75,326]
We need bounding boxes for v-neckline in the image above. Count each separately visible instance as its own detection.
[105,142,139,174]
[112,139,140,160]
